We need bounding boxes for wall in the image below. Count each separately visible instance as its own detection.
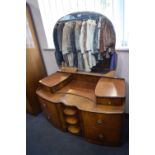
[26,0,129,113]
[116,51,129,113]
[26,0,58,74]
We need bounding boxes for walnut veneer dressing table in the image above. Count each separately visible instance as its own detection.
[36,70,125,146]
[36,12,126,146]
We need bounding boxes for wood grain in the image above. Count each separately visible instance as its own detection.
[26,4,46,115]
[60,70,118,78]
[36,71,125,145]
[95,78,125,98]
[37,91,125,114]
[39,72,71,88]
[39,97,63,130]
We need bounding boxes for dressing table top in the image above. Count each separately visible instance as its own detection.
[37,71,125,114]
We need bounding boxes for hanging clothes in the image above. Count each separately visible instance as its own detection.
[99,17,107,53]
[53,25,64,67]
[62,22,74,66]
[93,17,102,63]
[91,50,117,73]
[57,23,64,51]
[70,22,78,67]
[75,21,82,51]
[104,21,116,51]
[86,19,96,68]
[110,50,117,70]
[96,17,102,50]
[74,21,84,70]
[79,21,90,72]
[54,12,117,73]
[62,22,72,54]
[100,17,116,53]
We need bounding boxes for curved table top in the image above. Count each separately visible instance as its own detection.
[37,71,125,114]
[36,88,125,114]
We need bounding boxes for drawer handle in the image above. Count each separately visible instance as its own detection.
[43,103,46,107]
[96,119,103,124]
[98,134,104,139]
[108,101,111,105]
[47,115,50,119]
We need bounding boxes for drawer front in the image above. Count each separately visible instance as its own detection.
[85,126,122,144]
[81,111,123,144]
[81,111,123,130]
[97,98,124,106]
[38,97,62,129]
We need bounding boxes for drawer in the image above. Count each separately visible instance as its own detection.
[81,111,123,130]
[96,98,124,106]
[85,126,122,144]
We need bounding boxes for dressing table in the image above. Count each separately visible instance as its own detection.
[36,70,125,146]
[36,11,125,146]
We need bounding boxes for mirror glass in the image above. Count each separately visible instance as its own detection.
[53,11,116,74]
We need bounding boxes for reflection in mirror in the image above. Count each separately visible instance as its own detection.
[53,11,117,74]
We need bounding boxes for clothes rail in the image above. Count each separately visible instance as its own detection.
[57,15,103,24]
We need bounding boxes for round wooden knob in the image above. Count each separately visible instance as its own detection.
[108,101,111,105]
[43,103,46,107]
[98,134,104,139]
[47,115,50,119]
[65,117,78,125]
[68,125,80,134]
[96,119,103,124]
[63,107,77,116]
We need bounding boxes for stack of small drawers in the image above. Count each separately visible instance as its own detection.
[63,107,81,135]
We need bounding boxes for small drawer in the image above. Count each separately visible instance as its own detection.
[95,131,121,144]
[97,98,124,106]
[81,111,123,130]
[68,125,81,134]
[85,126,121,144]
[65,116,78,125]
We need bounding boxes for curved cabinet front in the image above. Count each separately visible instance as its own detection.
[37,96,124,146]
[81,111,123,145]
[39,97,64,131]
[36,71,125,146]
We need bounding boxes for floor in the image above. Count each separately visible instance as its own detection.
[26,113,129,155]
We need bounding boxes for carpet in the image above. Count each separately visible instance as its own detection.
[26,113,129,155]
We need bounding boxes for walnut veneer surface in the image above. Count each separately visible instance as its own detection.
[36,71,126,146]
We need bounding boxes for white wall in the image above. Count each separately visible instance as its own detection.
[116,51,129,113]
[26,0,58,74]
[26,0,129,113]
[42,50,58,74]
